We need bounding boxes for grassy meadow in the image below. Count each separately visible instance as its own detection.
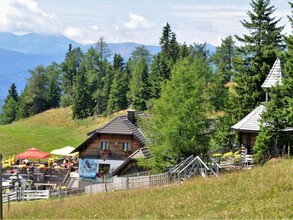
[0,107,126,158]
[3,158,293,219]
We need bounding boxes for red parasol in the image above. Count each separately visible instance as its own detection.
[16,148,50,159]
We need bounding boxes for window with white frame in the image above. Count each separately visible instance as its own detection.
[100,141,108,150]
[122,142,131,152]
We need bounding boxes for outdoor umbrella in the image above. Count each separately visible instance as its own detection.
[50,146,78,156]
[16,148,50,159]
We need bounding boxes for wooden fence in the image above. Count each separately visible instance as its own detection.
[2,190,49,203]
[85,172,171,194]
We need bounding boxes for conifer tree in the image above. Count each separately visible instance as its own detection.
[130,45,153,67]
[211,36,235,84]
[149,23,179,99]
[16,86,30,120]
[61,45,83,107]
[107,54,128,115]
[127,58,149,111]
[232,0,284,120]
[254,2,293,162]
[45,62,61,109]
[93,37,112,115]
[142,58,212,172]
[25,65,49,115]
[6,83,19,103]
[283,2,293,128]
[72,65,91,119]
[0,83,19,124]
[82,47,101,115]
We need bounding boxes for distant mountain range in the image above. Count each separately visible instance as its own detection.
[0,32,216,111]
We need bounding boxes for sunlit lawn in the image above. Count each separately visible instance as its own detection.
[4,159,293,219]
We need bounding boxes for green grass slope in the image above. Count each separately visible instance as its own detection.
[4,159,293,219]
[0,107,126,158]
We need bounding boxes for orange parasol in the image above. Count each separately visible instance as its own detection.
[16,148,50,159]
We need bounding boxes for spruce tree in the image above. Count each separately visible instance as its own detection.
[61,45,83,107]
[254,2,293,162]
[45,62,61,109]
[149,23,179,99]
[232,0,284,120]
[6,83,19,103]
[0,97,18,124]
[283,2,293,127]
[82,47,100,116]
[127,58,149,111]
[107,54,127,115]
[16,86,30,120]
[0,83,19,124]
[72,65,91,119]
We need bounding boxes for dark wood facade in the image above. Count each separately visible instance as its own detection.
[79,134,144,160]
[239,132,257,154]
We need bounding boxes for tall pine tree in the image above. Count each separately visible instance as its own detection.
[254,2,293,162]
[232,0,284,120]
[0,83,19,124]
[127,58,149,111]
[149,23,179,99]
[61,45,83,107]
[72,64,92,119]
[107,54,128,115]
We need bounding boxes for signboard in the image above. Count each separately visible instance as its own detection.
[79,159,98,179]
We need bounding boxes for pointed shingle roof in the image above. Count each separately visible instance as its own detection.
[231,105,265,132]
[261,58,283,88]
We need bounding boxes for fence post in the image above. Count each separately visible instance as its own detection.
[148,171,151,189]
[7,194,10,213]
[126,177,129,189]
[58,185,61,202]
[90,183,92,197]
[104,175,108,195]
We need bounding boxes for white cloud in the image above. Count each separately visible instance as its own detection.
[0,0,62,34]
[122,13,154,30]
[63,26,83,39]
[89,25,99,31]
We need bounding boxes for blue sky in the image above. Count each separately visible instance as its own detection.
[0,0,290,46]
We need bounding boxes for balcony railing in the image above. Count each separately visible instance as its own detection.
[97,151,132,160]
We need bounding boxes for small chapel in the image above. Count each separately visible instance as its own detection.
[231,58,290,154]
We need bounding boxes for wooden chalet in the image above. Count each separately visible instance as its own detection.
[231,58,284,154]
[71,110,148,180]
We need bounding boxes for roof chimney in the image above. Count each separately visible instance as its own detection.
[127,109,135,124]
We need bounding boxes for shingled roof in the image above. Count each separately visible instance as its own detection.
[261,58,283,88]
[72,112,148,153]
[111,147,151,176]
[231,105,265,132]
[96,115,148,145]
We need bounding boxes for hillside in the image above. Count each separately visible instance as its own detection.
[4,159,293,219]
[0,107,126,158]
